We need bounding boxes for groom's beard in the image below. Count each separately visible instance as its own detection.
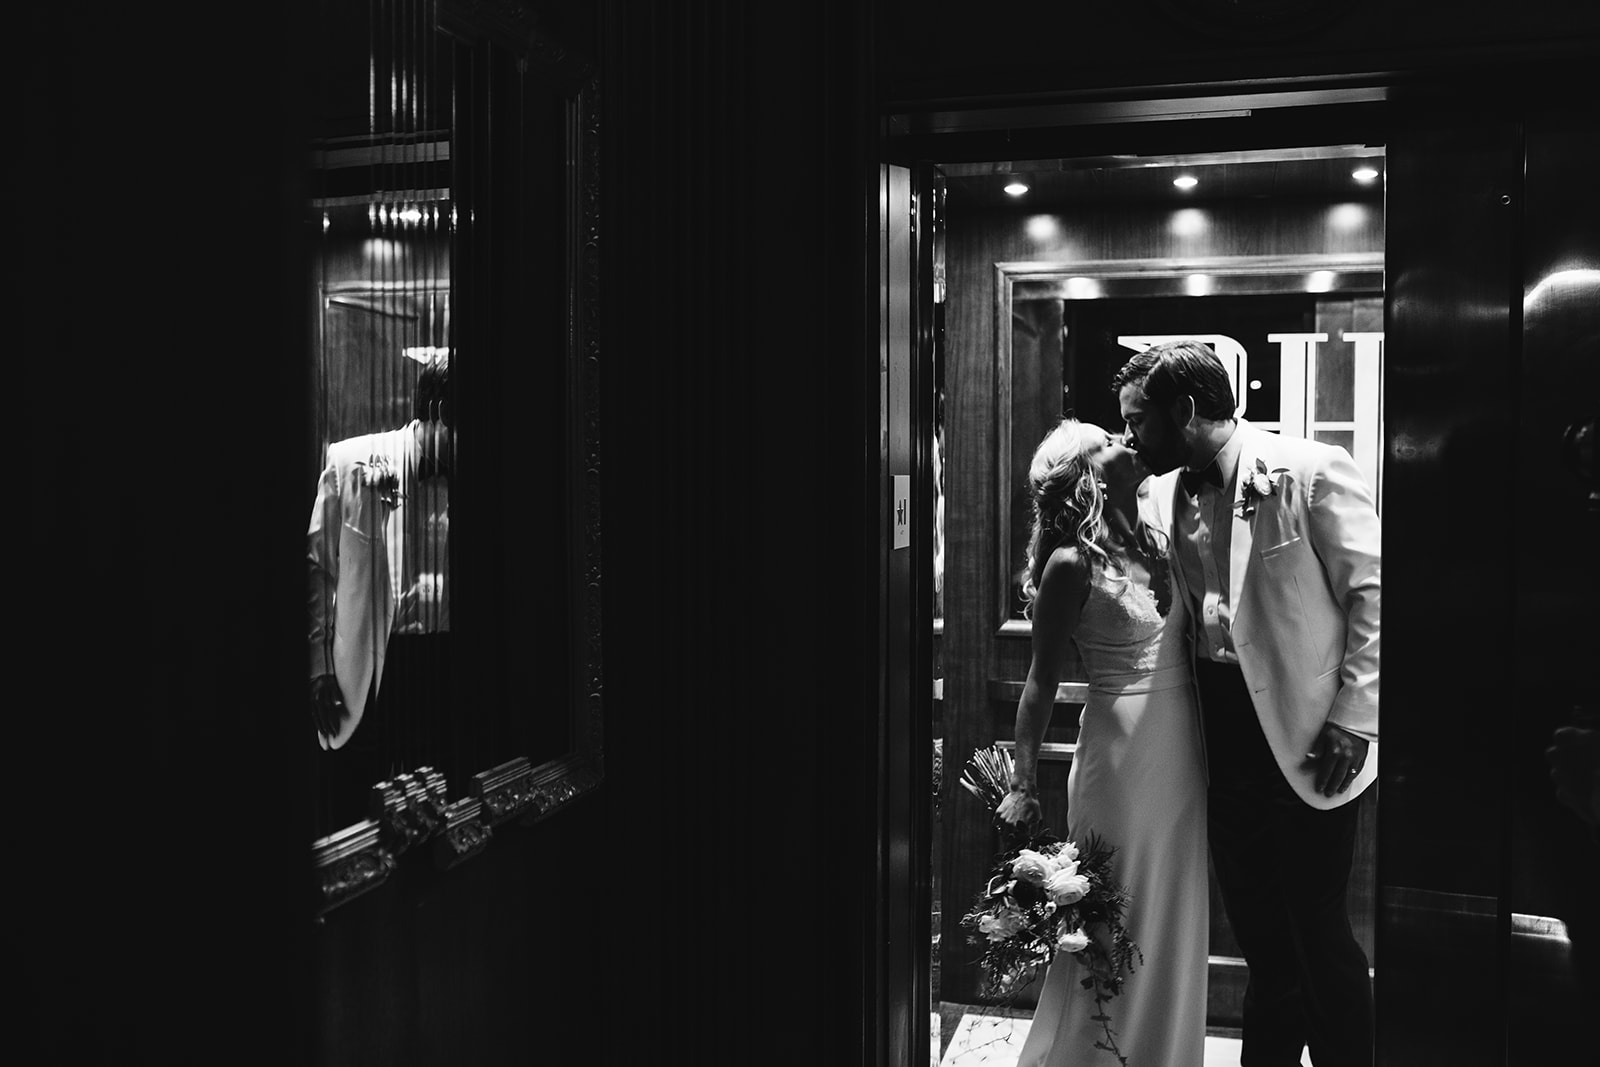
[1134,416,1188,475]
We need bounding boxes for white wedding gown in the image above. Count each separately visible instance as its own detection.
[1016,559,1209,1067]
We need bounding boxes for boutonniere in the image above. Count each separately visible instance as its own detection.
[353,454,405,508]
[1236,458,1288,517]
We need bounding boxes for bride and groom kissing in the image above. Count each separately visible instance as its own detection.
[998,339,1380,1067]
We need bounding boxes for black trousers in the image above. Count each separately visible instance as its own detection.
[1196,658,1374,1067]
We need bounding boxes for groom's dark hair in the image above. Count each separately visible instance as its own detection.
[1111,339,1236,421]
[413,351,452,425]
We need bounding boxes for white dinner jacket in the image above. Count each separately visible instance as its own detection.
[307,425,417,751]
[1148,420,1381,809]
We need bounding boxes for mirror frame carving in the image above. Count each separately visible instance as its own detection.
[994,252,1384,636]
[312,0,603,915]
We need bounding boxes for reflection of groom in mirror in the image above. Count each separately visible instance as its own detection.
[1115,340,1379,1067]
[308,353,452,824]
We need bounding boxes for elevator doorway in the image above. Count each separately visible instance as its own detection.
[889,94,1598,1067]
[926,142,1384,1063]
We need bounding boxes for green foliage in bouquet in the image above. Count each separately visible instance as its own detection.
[958,745,1143,1066]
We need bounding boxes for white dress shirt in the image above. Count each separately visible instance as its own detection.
[1175,422,1244,665]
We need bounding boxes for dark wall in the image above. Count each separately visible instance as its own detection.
[21,2,314,1063]
[20,1,881,1065]
[596,3,879,1063]
[882,0,1600,105]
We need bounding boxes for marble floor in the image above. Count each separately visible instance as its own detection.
[935,1010,1313,1067]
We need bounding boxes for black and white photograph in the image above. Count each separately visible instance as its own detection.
[19,1,1597,1064]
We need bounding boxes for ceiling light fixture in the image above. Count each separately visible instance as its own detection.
[1352,167,1380,183]
[1004,181,1029,197]
[1173,175,1198,190]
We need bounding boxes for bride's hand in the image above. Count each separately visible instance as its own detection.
[996,788,1042,828]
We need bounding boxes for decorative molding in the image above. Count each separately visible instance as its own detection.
[513,70,605,820]
[312,820,398,916]
[516,755,601,826]
[370,767,450,856]
[433,797,493,870]
[470,754,602,829]
[472,757,541,825]
[575,70,605,786]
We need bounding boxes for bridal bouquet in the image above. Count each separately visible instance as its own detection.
[958,745,1142,1065]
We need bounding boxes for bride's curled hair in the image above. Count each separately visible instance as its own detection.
[1020,419,1114,619]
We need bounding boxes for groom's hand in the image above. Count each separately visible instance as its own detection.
[311,674,349,742]
[1307,723,1370,797]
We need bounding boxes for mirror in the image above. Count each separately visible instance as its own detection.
[307,0,602,897]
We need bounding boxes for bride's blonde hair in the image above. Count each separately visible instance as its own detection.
[1020,419,1114,619]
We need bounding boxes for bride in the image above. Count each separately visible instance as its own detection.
[998,419,1208,1066]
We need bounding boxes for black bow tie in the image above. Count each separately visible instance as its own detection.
[1179,461,1223,497]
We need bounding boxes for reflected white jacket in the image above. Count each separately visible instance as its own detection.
[306,426,416,751]
[1148,420,1381,809]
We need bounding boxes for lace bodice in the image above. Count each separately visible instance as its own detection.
[1073,562,1189,687]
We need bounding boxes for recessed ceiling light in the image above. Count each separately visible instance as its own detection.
[1004,181,1029,196]
[1353,167,1380,183]
[1173,175,1198,190]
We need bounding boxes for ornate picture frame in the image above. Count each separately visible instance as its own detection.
[311,0,603,914]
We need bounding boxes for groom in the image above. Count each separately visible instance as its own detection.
[308,351,453,828]
[1114,340,1379,1067]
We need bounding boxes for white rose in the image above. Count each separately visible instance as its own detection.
[1010,849,1057,886]
[1050,841,1080,864]
[1057,927,1090,954]
[978,905,1027,942]
[1045,868,1091,906]
[1249,471,1273,496]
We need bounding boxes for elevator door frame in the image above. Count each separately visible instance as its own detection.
[883,81,1589,1067]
